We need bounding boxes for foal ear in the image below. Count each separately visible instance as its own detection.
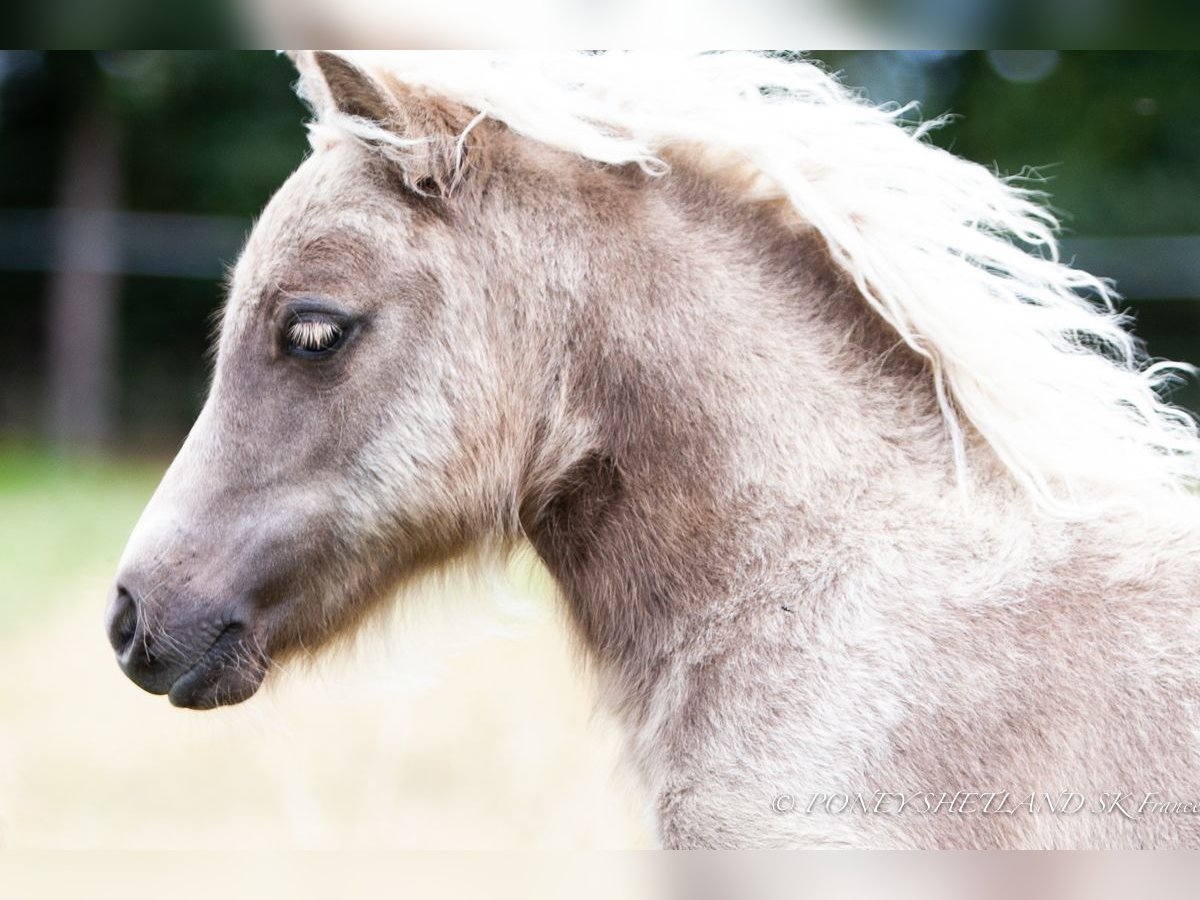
[308,51,394,122]
[291,51,488,200]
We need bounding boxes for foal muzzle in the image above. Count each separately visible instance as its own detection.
[105,581,267,709]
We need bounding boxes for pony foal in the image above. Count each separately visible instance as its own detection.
[107,51,1200,849]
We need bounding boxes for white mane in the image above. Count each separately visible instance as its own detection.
[313,51,1200,514]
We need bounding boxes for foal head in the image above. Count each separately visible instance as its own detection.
[108,53,565,708]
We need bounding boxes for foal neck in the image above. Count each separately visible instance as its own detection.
[517,164,986,709]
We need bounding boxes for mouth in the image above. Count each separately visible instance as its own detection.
[167,622,269,710]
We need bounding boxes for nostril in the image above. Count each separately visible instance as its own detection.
[107,586,139,656]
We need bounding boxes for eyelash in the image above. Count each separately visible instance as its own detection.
[285,316,344,356]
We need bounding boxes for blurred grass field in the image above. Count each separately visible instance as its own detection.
[0,446,163,634]
[0,445,652,850]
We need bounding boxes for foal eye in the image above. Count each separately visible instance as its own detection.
[285,316,345,357]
